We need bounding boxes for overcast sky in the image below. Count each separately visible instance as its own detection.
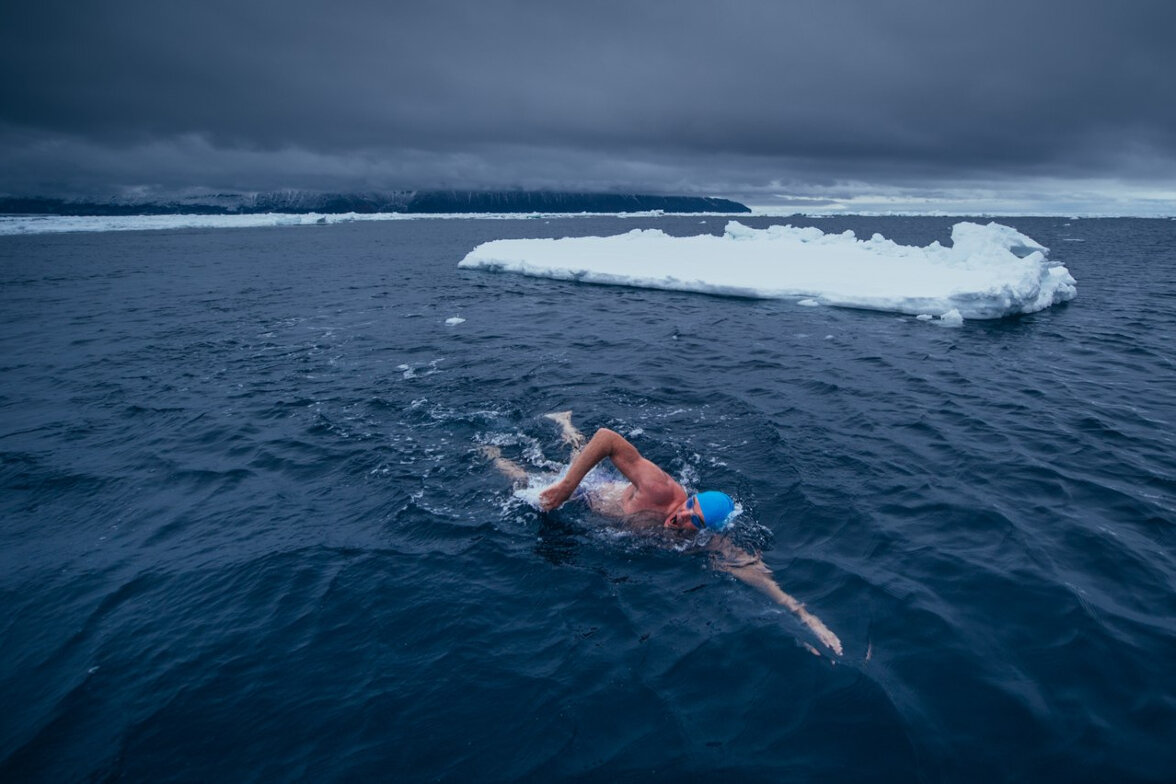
[3,0,1174,213]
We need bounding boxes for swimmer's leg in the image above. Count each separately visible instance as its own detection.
[543,410,586,453]
[478,446,529,488]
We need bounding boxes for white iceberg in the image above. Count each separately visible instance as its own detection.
[459,221,1077,320]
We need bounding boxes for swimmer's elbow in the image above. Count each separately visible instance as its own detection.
[594,429,639,463]
[591,428,623,447]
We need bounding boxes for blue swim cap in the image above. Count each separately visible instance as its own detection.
[694,491,735,530]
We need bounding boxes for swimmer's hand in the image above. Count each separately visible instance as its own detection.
[539,479,574,511]
[795,606,844,657]
[710,541,844,657]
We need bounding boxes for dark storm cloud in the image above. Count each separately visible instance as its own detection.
[2,0,1174,199]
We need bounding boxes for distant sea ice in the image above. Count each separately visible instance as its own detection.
[459,221,1077,321]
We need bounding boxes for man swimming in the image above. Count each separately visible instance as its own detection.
[483,411,843,657]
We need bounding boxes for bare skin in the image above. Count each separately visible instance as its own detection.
[543,410,585,451]
[486,412,843,657]
[477,445,529,486]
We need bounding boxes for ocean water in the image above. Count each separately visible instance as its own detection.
[2,215,1174,782]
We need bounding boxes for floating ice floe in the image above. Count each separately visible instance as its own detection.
[445,316,466,326]
[0,210,731,236]
[459,221,1077,320]
[0,212,390,235]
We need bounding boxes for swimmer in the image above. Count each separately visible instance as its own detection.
[484,411,843,657]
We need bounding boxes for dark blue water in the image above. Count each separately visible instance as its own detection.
[2,216,1174,782]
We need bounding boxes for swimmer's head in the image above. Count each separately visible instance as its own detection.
[665,491,735,532]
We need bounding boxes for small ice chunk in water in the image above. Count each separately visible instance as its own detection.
[797,298,820,307]
[939,309,964,327]
[445,316,465,326]
[916,314,934,321]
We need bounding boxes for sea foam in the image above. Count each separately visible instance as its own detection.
[459,221,1077,320]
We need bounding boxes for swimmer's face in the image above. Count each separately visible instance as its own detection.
[664,495,703,533]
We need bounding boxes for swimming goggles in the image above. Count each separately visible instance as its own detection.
[686,495,705,530]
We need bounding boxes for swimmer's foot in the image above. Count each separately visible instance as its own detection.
[478,445,529,486]
[543,410,586,451]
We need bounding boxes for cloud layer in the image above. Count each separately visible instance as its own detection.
[3,0,1174,212]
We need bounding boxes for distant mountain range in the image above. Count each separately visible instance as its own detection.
[0,190,749,216]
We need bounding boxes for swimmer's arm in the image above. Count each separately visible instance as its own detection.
[539,428,657,511]
[710,539,843,656]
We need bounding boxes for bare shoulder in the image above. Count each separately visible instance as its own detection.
[630,456,676,487]
[593,428,684,507]
[628,457,683,505]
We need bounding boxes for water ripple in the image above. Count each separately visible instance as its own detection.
[3,217,1175,781]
